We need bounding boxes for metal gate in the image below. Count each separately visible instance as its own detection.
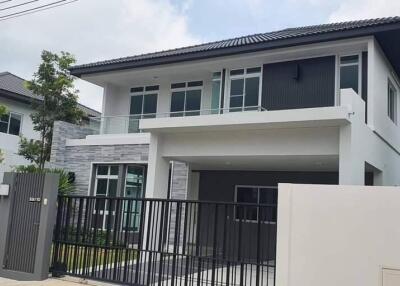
[3,173,45,273]
[52,195,277,285]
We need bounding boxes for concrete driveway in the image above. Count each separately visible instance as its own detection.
[0,277,106,286]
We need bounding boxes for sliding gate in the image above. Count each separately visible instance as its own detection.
[52,195,277,285]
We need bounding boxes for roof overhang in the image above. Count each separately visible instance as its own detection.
[0,89,38,105]
[70,21,400,78]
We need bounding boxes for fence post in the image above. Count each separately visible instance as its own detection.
[0,172,59,281]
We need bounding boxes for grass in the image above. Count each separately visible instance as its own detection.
[51,244,137,273]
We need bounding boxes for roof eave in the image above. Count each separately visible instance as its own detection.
[69,22,400,78]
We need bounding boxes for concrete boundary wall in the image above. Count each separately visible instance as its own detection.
[276,183,400,286]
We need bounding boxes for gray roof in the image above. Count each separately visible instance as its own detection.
[0,72,101,117]
[70,16,400,76]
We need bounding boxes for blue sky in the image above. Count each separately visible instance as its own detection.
[0,0,399,111]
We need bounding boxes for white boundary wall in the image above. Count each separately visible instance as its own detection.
[276,183,400,286]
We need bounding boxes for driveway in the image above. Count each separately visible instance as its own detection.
[0,277,104,286]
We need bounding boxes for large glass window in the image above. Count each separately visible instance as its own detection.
[129,85,158,132]
[235,186,277,223]
[229,67,261,112]
[340,55,360,94]
[0,112,22,136]
[388,80,398,124]
[170,81,202,117]
[92,164,146,230]
[123,166,145,231]
[211,72,222,114]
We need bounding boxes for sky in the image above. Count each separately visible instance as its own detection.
[1,0,400,112]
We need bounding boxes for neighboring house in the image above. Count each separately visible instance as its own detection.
[0,72,101,180]
[51,16,400,204]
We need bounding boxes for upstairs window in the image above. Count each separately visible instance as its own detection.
[129,85,158,132]
[0,112,22,136]
[388,79,398,124]
[211,72,223,114]
[170,81,202,117]
[339,55,360,94]
[229,67,261,112]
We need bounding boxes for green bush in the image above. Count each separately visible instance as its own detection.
[13,165,75,195]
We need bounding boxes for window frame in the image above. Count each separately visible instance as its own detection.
[129,85,159,119]
[388,79,398,124]
[227,67,262,112]
[234,185,277,224]
[337,53,362,101]
[0,111,23,136]
[211,71,223,114]
[170,81,203,116]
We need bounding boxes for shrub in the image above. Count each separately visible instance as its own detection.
[14,165,75,195]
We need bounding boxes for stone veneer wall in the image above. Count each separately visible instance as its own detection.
[51,121,188,197]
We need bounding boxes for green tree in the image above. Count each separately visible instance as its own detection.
[0,104,7,163]
[18,50,84,169]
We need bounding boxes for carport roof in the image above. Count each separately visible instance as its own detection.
[70,17,400,77]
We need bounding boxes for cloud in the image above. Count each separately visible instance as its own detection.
[329,0,400,22]
[0,0,199,112]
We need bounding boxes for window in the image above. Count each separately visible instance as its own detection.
[170,81,202,117]
[129,85,159,132]
[229,67,261,112]
[211,72,222,114]
[339,55,360,94]
[235,186,277,223]
[0,112,22,136]
[123,165,145,231]
[92,164,146,230]
[388,80,398,124]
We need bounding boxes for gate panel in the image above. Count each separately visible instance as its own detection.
[4,173,45,273]
[52,196,277,286]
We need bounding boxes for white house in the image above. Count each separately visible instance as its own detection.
[47,17,400,285]
[0,72,100,180]
[51,17,400,202]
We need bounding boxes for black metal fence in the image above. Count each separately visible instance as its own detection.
[51,195,277,285]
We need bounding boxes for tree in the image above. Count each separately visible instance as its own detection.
[0,104,6,163]
[18,51,84,169]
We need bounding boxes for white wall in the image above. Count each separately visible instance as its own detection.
[0,98,39,180]
[276,183,400,286]
[369,38,400,152]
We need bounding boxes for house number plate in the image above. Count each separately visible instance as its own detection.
[29,197,41,202]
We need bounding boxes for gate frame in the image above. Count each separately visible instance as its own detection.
[0,172,59,281]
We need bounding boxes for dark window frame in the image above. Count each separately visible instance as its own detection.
[234,185,277,223]
[0,111,22,136]
[388,79,398,124]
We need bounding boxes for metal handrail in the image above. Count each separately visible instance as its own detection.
[89,105,267,121]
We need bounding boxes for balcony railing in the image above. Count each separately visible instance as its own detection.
[89,106,266,135]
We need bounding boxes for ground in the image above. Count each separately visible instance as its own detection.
[0,277,107,286]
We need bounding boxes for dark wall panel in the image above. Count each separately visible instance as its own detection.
[262,56,336,110]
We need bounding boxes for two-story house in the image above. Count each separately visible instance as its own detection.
[0,72,101,181]
[51,16,400,208]
[47,17,400,285]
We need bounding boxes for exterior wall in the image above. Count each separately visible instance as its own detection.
[262,56,336,110]
[51,121,188,197]
[339,89,400,185]
[276,183,400,286]
[368,38,400,152]
[0,97,40,181]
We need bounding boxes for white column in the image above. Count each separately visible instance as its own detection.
[339,124,365,185]
[145,133,170,199]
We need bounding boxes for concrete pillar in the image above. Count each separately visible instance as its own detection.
[145,133,170,199]
[339,124,365,185]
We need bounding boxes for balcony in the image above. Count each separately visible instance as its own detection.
[88,106,267,135]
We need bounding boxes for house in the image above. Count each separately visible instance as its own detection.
[52,16,400,200]
[47,17,400,285]
[0,72,101,180]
